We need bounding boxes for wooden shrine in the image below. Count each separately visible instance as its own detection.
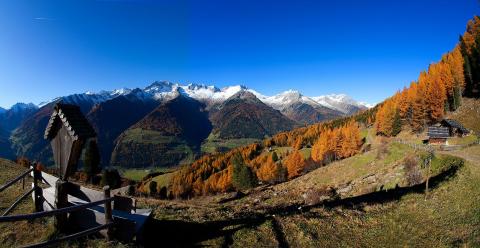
[44,103,97,180]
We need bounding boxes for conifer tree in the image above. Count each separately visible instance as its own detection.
[231,153,257,190]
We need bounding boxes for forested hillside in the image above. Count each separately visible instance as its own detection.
[168,16,480,198]
[375,16,480,136]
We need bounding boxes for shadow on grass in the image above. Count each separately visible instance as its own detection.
[139,164,461,247]
[320,164,461,210]
[141,216,268,247]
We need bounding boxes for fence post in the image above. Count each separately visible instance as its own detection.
[32,163,43,212]
[425,157,431,200]
[54,180,68,232]
[103,186,114,240]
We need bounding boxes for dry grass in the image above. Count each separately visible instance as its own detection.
[144,144,480,247]
[446,98,480,134]
[0,158,127,248]
[0,158,55,247]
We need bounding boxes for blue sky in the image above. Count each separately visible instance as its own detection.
[0,0,478,108]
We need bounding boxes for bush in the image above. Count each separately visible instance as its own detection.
[127,184,136,196]
[16,157,31,168]
[159,186,168,199]
[376,138,389,159]
[303,186,338,206]
[101,168,122,189]
[149,181,158,196]
[431,155,464,174]
[271,151,279,162]
[404,154,422,186]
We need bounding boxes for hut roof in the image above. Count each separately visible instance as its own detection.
[427,126,450,139]
[441,119,470,134]
[44,103,96,140]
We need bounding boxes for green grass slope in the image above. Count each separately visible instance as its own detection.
[110,128,196,168]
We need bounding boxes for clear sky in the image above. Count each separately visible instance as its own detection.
[0,0,478,108]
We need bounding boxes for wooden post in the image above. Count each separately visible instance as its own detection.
[425,156,431,200]
[103,186,114,240]
[32,163,43,212]
[54,180,68,232]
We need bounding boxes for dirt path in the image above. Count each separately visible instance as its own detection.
[439,145,480,165]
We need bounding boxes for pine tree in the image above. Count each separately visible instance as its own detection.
[149,181,158,196]
[392,110,402,136]
[231,153,257,190]
[271,151,279,162]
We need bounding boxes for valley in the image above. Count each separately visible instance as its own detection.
[1,81,368,169]
[2,136,479,247]
[1,3,480,248]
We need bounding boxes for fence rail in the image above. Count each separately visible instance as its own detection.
[393,139,435,153]
[394,137,480,153]
[0,168,33,193]
[21,222,114,248]
[0,197,114,222]
[2,187,35,216]
[0,162,115,246]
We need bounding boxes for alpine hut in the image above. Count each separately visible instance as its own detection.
[427,126,450,145]
[44,103,97,180]
[440,119,470,137]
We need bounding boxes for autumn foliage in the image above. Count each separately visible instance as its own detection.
[170,120,364,198]
[170,16,480,198]
[311,120,362,164]
[375,45,465,135]
[374,16,480,136]
[284,150,306,179]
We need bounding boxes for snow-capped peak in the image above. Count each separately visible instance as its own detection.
[33,81,372,116]
[310,94,368,114]
[9,102,38,112]
[144,81,174,94]
[260,90,319,111]
[110,88,132,96]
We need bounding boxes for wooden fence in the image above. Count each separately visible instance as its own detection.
[0,163,114,247]
[394,137,480,152]
[393,139,435,153]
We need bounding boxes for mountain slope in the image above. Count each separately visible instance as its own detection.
[282,101,343,124]
[311,94,368,115]
[111,95,212,168]
[0,103,38,132]
[10,94,111,164]
[6,81,370,166]
[87,89,160,166]
[260,90,344,124]
[0,126,13,159]
[209,91,297,139]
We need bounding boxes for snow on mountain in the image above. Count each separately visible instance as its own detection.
[359,102,375,109]
[38,87,134,108]
[9,102,38,112]
[311,94,369,114]
[143,81,252,103]
[34,81,372,114]
[259,90,321,111]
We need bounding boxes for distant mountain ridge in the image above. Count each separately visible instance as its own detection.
[4,81,371,167]
[34,81,372,113]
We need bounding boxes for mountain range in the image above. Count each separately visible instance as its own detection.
[0,81,371,168]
